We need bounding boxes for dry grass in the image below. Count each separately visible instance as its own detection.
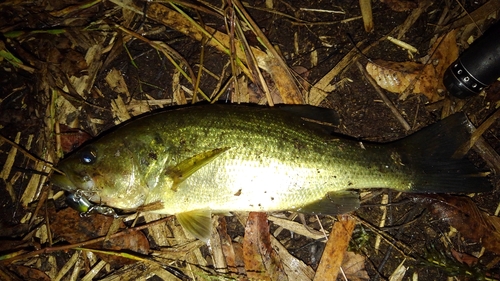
[0,0,499,280]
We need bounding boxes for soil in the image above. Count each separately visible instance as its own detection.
[0,0,499,280]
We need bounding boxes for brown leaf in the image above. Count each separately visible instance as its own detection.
[60,49,88,77]
[416,194,500,254]
[366,60,437,100]
[50,207,150,267]
[428,29,459,76]
[7,265,51,281]
[381,0,418,12]
[217,217,245,275]
[481,215,500,254]
[366,30,458,102]
[0,222,29,237]
[58,124,92,153]
[243,212,287,280]
[450,248,478,267]
[0,222,32,252]
[342,252,370,281]
[46,46,87,77]
[314,215,356,280]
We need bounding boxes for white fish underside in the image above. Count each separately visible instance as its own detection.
[143,146,412,215]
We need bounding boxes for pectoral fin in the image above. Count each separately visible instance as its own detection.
[166,147,230,192]
[176,210,212,242]
[294,191,360,215]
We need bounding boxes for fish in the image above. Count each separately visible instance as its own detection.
[50,104,491,241]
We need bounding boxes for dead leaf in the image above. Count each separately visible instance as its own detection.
[217,216,245,275]
[146,2,302,104]
[7,264,51,281]
[60,49,88,78]
[342,251,370,281]
[292,65,312,93]
[428,30,459,76]
[388,259,407,281]
[366,60,436,98]
[314,215,356,280]
[243,212,287,280]
[49,207,150,267]
[46,45,87,77]
[0,222,31,253]
[105,68,130,97]
[415,194,500,254]
[58,124,92,153]
[366,30,458,102]
[381,0,418,12]
[450,248,478,267]
[0,222,30,238]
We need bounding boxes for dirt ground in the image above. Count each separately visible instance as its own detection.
[1,0,500,280]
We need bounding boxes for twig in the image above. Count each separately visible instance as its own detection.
[0,134,63,174]
[232,0,303,104]
[352,214,417,261]
[356,61,411,130]
[0,215,174,264]
[453,108,500,158]
[359,0,373,32]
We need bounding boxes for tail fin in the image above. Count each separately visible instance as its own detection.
[397,113,491,193]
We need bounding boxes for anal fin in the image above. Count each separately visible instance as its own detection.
[294,191,360,215]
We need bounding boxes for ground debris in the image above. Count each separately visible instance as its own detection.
[0,0,498,280]
[415,194,500,255]
[341,251,370,281]
[49,207,150,267]
[243,212,287,280]
[366,30,458,102]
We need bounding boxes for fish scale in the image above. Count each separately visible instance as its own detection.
[51,104,491,241]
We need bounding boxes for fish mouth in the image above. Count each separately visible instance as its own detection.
[51,170,97,198]
[50,172,78,192]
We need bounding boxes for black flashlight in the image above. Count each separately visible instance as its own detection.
[443,20,500,98]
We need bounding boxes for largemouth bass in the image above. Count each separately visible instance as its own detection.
[51,105,491,241]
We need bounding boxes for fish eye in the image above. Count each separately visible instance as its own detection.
[80,146,97,165]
